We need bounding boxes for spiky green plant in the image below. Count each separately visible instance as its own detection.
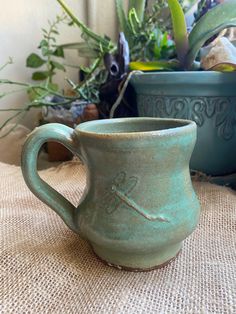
[130,0,236,71]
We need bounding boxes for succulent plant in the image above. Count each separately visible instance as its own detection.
[130,0,236,71]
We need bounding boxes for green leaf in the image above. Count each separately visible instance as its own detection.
[153,45,161,59]
[27,86,47,101]
[32,71,50,80]
[128,8,141,35]
[39,39,48,48]
[41,46,49,56]
[167,0,189,68]
[27,83,59,102]
[51,30,59,35]
[50,61,65,71]
[58,42,84,49]
[26,53,46,68]
[42,47,54,56]
[52,46,65,58]
[115,0,128,32]
[80,65,92,74]
[128,0,146,23]
[49,82,59,91]
[161,32,168,47]
[68,20,74,26]
[129,60,180,71]
[115,0,133,43]
[187,0,236,69]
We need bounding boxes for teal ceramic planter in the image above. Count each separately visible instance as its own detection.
[130,72,236,176]
[21,118,200,271]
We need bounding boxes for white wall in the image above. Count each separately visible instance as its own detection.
[0,0,119,130]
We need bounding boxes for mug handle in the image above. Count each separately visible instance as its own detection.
[21,123,83,233]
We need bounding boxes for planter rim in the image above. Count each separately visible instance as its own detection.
[130,71,236,86]
[131,71,236,76]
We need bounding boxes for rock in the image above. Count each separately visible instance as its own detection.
[223,27,236,46]
[200,37,236,70]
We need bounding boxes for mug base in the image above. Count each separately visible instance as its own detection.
[92,242,182,272]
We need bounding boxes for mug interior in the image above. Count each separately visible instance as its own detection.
[78,118,192,135]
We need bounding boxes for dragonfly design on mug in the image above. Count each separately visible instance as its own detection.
[101,171,169,222]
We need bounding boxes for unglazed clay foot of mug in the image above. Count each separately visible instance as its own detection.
[92,244,182,272]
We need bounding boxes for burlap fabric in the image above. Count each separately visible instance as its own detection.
[1,161,236,313]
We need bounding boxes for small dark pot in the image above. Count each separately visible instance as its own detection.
[130,72,236,176]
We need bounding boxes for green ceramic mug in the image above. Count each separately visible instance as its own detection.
[21,118,200,271]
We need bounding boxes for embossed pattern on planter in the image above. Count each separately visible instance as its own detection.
[138,95,236,140]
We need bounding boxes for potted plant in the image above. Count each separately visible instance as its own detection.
[57,0,236,178]
[0,0,176,131]
[1,0,236,178]
[0,13,100,160]
[126,0,236,178]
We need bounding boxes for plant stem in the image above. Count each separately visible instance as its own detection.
[128,0,146,23]
[56,0,114,48]
[167,0,189,69]
[44,15,67,85]
[0,79,30,87]
[0,108,24,112]
[0,110,28,139]
[0,110,25,131]
[0,79,79,100]
[0,58,13,72]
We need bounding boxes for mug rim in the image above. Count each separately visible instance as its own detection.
[75,117,196,139]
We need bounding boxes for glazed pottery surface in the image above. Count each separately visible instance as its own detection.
[130,72,236,176]
[21,118,200,270]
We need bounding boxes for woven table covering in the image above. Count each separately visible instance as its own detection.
[0,160,236,314]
